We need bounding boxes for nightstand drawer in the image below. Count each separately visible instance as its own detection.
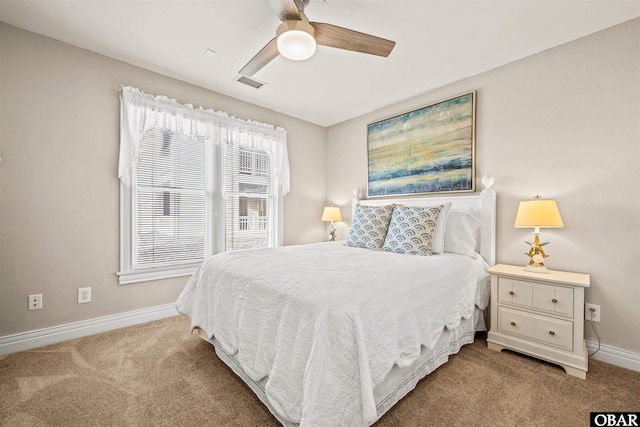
[498,277,574,317]
[498,277,532,306]
[532,283,573,317]
[497,306,573,351]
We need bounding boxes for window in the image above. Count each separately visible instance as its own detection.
[225,148,273,251]
[118,87,289,284]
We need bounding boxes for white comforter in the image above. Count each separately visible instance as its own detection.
[176,242,489,426]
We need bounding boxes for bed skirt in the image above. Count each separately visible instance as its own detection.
[196,308,484,426]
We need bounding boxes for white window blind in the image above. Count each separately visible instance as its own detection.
[134,129,206,268]
[118,86,289,285]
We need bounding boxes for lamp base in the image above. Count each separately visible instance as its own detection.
[328,224,336,242]
[523,232,550,274]
[523,264,550,274]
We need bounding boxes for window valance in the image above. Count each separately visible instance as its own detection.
[118,86,290,195]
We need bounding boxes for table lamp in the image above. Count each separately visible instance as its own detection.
[514,197,564,273]
[321,206,342,242]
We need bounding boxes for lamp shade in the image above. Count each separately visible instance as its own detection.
[321,206,342,222]
[514,200,564,228]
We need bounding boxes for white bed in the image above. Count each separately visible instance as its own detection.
[176,177,496,426]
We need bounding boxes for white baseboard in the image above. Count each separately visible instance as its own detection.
[0,303,180,356]
[587,340,640,373]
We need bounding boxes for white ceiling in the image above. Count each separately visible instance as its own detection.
[1,1,638,127]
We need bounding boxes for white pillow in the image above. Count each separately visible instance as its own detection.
[431,201,452,254]
[444,209,481,257]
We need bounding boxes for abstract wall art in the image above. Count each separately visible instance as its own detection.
[367,91,476,197]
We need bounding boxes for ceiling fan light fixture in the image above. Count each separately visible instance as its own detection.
[276,19,316,61]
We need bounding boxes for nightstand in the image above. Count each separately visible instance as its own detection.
[486,264,590,379]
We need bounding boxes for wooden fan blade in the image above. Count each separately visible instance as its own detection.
[267,0,302,21]
[312,22,395,57]
[238,38,280,77]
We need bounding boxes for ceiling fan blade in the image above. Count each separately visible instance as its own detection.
[312,22,396,57]
[238,38,280,77]
[267,0,302,21]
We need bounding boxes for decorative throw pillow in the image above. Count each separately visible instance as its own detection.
[344,204,395,250]
[382,205,443,256]
[444,209,481,257]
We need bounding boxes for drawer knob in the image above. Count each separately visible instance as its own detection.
[510,321,516,326]
[549,331,556,336]
[552,298,558,304]
[509,291,515,296]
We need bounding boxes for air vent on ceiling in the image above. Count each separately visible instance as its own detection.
[235,75,266,89]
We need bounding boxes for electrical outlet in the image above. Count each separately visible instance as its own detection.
[585,303,601,322]
[78,287,91,304]
[28,294,42,310]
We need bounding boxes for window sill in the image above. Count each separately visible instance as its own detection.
[117,264,199,285]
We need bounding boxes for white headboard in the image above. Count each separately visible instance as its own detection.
[352,176,496,266]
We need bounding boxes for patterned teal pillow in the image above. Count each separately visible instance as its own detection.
[382,205,443,256]
[344,204,395,250]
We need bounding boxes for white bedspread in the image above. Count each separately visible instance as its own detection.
[176,242,489,426]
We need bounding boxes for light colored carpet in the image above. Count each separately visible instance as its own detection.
[1,315,638,426]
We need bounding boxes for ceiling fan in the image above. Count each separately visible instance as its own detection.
[238,0,396,77]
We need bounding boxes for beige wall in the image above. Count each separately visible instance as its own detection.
[326,18,640,354]
[0,23,326,336]
[2,18,639,357]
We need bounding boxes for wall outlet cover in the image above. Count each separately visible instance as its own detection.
[78,287,91,304]
[585,303,601,322]
[29,294,43,310]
